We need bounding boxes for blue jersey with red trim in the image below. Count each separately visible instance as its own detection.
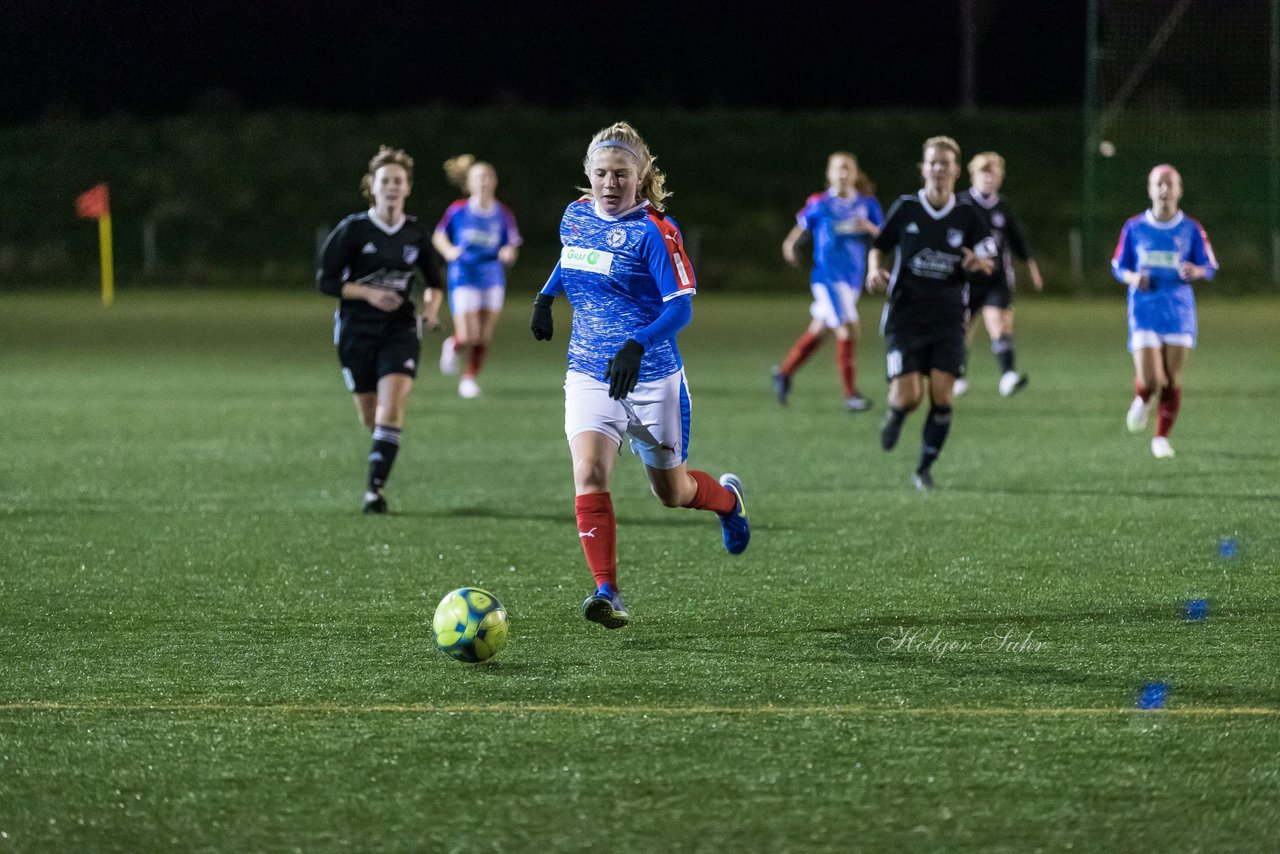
[796,190,883,286]
[435,199,521,288]
[1112,210,1217,337]
[543,199,696,382]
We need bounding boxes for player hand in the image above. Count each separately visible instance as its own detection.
[530,293,554,341]
[781,242,800,267]
[366,288,404,312]
[1178,262,1201,282]
[865,268,889,293]
[1130,271,1152,291]
[498,245,518,266]
[605,339,644,400]
[420,311,441,333]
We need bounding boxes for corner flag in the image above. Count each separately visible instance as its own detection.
[75,183,114,306]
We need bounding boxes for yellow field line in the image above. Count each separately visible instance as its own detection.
[1,702,1277,717]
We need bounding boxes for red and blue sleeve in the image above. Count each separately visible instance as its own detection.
[1111,219,1138,281]
[1190,220,1218,280]
[642,212,697,301]
[501,204,523,247]
[435,200,466,236]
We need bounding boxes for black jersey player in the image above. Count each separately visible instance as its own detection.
[956,151,1043,397]
[317,146,444,513]
[866,136,996,490]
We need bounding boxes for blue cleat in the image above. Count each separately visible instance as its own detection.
[771,366,791,406]
[582,582,629,629]
[718,473,750,555]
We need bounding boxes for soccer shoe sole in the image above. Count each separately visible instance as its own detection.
[582,596,629,629]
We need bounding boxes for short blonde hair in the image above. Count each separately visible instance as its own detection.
[581,121,670,211]
[923,135,961,163]
[968,151,1005,176]
[361,146,414,203]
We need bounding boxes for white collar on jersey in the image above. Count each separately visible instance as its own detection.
[827,188,860,201]
[917,189,956,220]
[593,199,649,221]
[468,197,498,215]
[366,207,407,235]
[1144,209,1185,230]
[967,187,1000,209]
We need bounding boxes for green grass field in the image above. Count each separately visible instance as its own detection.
[2,290,1278,852]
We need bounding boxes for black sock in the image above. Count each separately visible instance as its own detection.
[918,406,952,473]
[368,424,402,493]
[881,407,908,451]
[993,335,1015,374]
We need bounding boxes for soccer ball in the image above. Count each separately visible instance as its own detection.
[432,587,510,662]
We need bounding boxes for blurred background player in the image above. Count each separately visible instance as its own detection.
[530,121,750,630]
[1111,164,1218,458]
[432,155,521,399]
[867,136,996,490]
[317,146,443,513]
[955,151,1043,397]
[773,152,883,411]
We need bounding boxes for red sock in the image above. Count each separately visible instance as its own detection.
[837,339,856,397]
[574,493,616,588]
[781,331,822,377]
[466,343,488,378]
[1156,385,1181,438]
[684,470,737,515]
[1135,378,1152,403]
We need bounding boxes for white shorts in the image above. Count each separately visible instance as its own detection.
[564,369,691,470]
[449,285,505,315]
[1129,329,1195,351]
[810,281,860,328]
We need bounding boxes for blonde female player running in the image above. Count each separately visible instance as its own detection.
[530,121,750,629]
[432,155,521,399]
[1111,164,1218,458]
[867,136,996,490]
[773,151,883,411]
[955,151,1044,397]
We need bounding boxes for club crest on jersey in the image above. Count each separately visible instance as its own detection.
[992,212,1005,228]
[947,228,964,248]
[561,245,614,275]
[362,242,378,254]
[605,227,627,249]
[403,245,420,264]
[905,222,920,234]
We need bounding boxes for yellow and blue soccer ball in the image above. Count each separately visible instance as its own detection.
[432,587,509,662]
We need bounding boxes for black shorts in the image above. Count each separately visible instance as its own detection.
[336,322,420,393]
[884,327,967,380]
[968,279,1013,311]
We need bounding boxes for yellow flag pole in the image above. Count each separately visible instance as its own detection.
[98,213,115,307]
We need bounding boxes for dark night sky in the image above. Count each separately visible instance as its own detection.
[2,0,1086,122]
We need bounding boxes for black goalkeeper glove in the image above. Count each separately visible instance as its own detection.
[605,339,645,400]
[530,293,555,341]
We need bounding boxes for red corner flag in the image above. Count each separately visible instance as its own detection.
[76,183,110,219]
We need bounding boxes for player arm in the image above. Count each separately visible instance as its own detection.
[857,198,885,237]
[1003,211,1043,289]
[1111,222,1146,288]
[316,220,354,297]
[781,224,808,267]
[866,200,902,291]
[431,228,463,263]
[530,262,563,341]
[631,294,692,351]
[1180,224,1219,282]
[498,207,522,266]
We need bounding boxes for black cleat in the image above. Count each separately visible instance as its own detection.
[913,470,935,491]
[771,366,791,406]
[362,491,388,514]
[881,412,905,451]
